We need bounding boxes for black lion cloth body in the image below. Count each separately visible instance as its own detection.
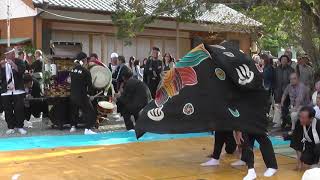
[135,42,269,139]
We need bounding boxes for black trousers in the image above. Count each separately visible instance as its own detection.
[117,100,139,130]
[25,101,49,121]
[2,94,25,129]
[147,79,160,99]
[70,97,96,129]
[241,133,278,169]
[281,95,290,128]
[212,131,237,159]
[0,96,4,113]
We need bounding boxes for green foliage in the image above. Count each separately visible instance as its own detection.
[242,4,301,54]
[111,0,214,44]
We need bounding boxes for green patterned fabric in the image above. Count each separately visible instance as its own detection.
[175,44,211,68]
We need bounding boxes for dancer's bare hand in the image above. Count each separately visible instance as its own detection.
[234,131,244,145]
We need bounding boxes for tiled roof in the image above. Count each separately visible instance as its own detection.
[32,0,262,27]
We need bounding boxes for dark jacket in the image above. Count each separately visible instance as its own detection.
[143,57,163,85]
[263,64,274,91]
[112,64,131,92]
[273,65,295,102]
[1,58,26,93]
[70,64,93,102]
[31,60,43,73]
[118,78,152,114]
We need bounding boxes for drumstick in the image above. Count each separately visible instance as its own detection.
[93,91,104,98]
[93,76,98,85]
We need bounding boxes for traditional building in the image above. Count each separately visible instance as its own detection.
[0,0,261,63]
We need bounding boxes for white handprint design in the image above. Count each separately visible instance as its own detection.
[235,64,254,85]
[147,106,164,121]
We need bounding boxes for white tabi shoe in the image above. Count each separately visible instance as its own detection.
[243,168,257,180]
[231,160,246,166]
[70,126,76,133]
[17,128,27,135]
[84,129,97,135]
[264,168,277,177]
[6,129,15,135]
[201,158,220,166]
[24,120,33,128]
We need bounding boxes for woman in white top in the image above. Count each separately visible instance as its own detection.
[162,53,175,72]
[312,81,320,105]
[314,92,320,119]
[132,60,143,81]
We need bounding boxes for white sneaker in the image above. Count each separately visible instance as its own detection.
[201,158,220,166]
[273,123,281,128]
[243,168,257,180]
[264,168,277,177]
[6,129,15,135]
[17,128,27,135]
[84,129,97,135]
[70,126,76,133]
[231,160,246,166]
[24,120,33,128]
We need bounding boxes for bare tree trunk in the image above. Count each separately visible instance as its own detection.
[300,0,320,65]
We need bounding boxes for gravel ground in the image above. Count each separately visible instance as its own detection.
[0,112,126,138]
[0,111,286,139]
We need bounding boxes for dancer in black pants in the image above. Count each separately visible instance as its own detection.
[117,70,152,130]
[201,131,237,166]
[232,132,278,180]
[69,52,97,135]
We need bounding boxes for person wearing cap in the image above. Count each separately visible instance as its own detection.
[109,52,118,74]
[69,52,97,135]
[112,55,130,93]
[290,106,320,170]
[143,46,163,98]
[297,54,314,91]
[274,55,295,128]
[0,48,27,135]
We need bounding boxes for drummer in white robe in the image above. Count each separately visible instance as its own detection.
[69,52,97,135]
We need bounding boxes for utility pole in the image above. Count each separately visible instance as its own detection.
[7,0,11,47]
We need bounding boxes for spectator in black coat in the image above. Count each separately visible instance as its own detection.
[143,47,163,98]
[112,55,130,93]
[261,54,274,93]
